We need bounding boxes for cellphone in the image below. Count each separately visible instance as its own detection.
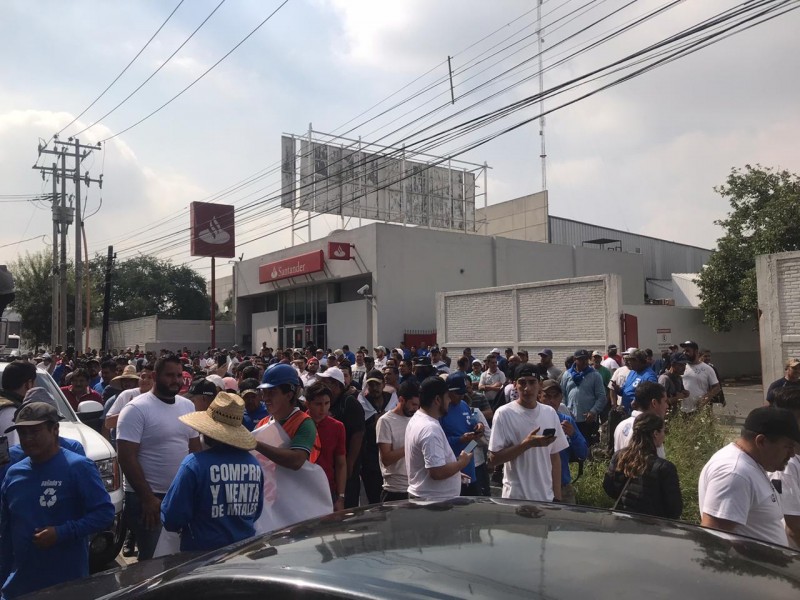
[0,436,8,466]
[542,428,556,437]
[463,439,479,454]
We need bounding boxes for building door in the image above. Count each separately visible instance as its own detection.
[285,325,305,349]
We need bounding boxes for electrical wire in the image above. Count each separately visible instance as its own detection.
[54,0,185,140]
[69,0,228,139]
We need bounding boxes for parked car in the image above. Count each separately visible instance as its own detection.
[0,362,124,570]
[24,498,800,599]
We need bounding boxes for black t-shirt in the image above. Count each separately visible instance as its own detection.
[766,377,800,405]
[329,393,365,444]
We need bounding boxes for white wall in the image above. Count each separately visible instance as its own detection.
[438,275,623,369]
[475,191,548,242]
[622,304,759,379]
[756,250,800,389]
[671,273,701,307]
[252,311,279,351]
[327,300,370,351]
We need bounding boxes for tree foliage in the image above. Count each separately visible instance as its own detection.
[697,165,800,331]
[109,255,210,321]
[9,251,54,347]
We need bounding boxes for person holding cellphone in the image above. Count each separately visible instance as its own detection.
[488,363,569,502]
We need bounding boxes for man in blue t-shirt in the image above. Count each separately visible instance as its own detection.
[620,349,658,414]
[161,393,263,552]
[440,372,482,495]
[0,402,114,599]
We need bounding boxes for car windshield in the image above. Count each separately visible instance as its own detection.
[0,363,77,422]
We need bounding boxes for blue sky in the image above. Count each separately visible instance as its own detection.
[1,0,798,274]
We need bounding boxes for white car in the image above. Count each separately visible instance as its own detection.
[0,362,124,570]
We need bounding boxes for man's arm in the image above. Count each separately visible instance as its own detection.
[489,429,555,467]
[345,430,364,478]
[378,442,404,468]
[333,454,347,511]
[428,453,471,481]
[589,374,607,416]
[47,460,114,547]
[550,452,562,501]
[117,440,161,529]
[255,442,308,471]
[785,515,800,548]
[700,513,739,532]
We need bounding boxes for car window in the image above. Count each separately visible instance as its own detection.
[0,364,77,422]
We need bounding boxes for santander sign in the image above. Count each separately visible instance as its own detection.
[259,250,324,284]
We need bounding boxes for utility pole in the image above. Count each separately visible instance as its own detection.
[50,162,58,348]
[35,137,102,353]
[101,245,114,352]
[537,0,547,191]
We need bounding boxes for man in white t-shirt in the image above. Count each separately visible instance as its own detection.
[103,362,154,434]
[488,363,569,502]
[699,406,799,546]
[614,381,668,458]
[404,377,471,501]
[601,345,623,372]
[679,340,720,412]
[117,356,201,560]
[376,380,420,501]
[479,355,506,410]
[769,386,800,548]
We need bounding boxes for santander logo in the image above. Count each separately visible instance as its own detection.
[259,250,324,284]
[333,245,346,258]
[197,216,230,245]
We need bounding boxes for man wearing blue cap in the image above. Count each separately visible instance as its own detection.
[561,349,607,445]
[440,372,483,495]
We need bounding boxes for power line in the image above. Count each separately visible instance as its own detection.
[54,0,185,140]
[99,0,291,143]
[69,0,227,139]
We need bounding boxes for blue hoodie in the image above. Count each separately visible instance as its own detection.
[0,448,114,599]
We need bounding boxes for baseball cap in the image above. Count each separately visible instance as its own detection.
[573,349,590,359]
[680,340,699,350]
[744,407,800,444]
[222,376,239,392]
[786,358,800,369]
[308,357,319,365]
[472,358,482,365]
[317,366,345,387]
[592,350,603,358]
[670,352,690,365]
[21,388,66,419]
[491,348,502,355]
[607,344,618,352]
[6,402,60,432]
[413,356,432,368]
[238,378,260,397]
[515,362,542,380]
[188,378,218,398]
[538,348,553,358]
[541,379,561,393]
[445,372,467,394]
[622,347,638,356]
[365,369,385,385]
[374,345,387,353]
[206,374,225,390]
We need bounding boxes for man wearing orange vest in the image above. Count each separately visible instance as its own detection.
[254,364,320,469]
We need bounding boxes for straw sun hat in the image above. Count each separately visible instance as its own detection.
[179,392,256,451]
[111,365,140,386]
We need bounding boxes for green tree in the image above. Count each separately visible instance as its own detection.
[697,165,800,332]
[109,255,210,321]
[9,251,53,347]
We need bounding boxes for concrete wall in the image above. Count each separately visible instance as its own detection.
[671,273,701,307]
[251,311,279,351]
[622,304,759,379]
[437,274,622,367]
[475,191,548,242]
[756,250,800,389]
[327,300,370,351]
[88,316,233,353]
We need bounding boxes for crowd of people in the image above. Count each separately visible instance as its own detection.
[0,338,797,596]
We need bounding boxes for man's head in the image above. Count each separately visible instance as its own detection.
[112,365,141,392]
[383,365,399,387]
[8,402,60,463]
[538,348,553,367]
[785,358,800,382]
[445,372,467,406]
[471,359,482,373]
[633,381,668,418]
[307,358,319,374]
[238,378,261,413]
[627,349,648,372]
[355,351,365,366]
[539,379,562,411]
[680,340,700,363]
[397,380,420,417]
[317,366,346,400]
[485,353,499,373]
[573,349,591,371]
[399,359,412,377]
[374,346,386,359]
[187,378,218,412]
[365,369,385,399]
[700,349,712,364]
[86,359,100,379]
[463,347,472,358]
[419,376,449,418]
[669,352,689,376]
[740,407,800,472]
[1,361,37,395]
[514,362,542,402]
[430,347,442,363]
[591,350,603,368]
[305,381,332,423]
[607,344,619,357]
[153,355,183,398]
[70,368,90,393]
[773,386,800,421]
[413,356,433,379]
[100,359,116,383]
[259,363,300,420]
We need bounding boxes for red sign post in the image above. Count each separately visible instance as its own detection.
[190,202,236,349]
[259,250,325,284]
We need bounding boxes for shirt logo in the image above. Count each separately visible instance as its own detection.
[39,488,57,508]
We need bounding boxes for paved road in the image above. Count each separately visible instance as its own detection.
[716,381,765,428]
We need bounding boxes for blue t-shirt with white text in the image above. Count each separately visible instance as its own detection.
[440,399,477,482]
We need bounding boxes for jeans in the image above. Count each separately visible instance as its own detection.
[475,464,491,497]
[360,468,384,505]
[380,489,409,502]
[125,491,165,561]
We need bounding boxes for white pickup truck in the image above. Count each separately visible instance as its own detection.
[0,362,124,570]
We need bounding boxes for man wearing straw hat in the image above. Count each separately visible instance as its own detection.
[161,392,262,552]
